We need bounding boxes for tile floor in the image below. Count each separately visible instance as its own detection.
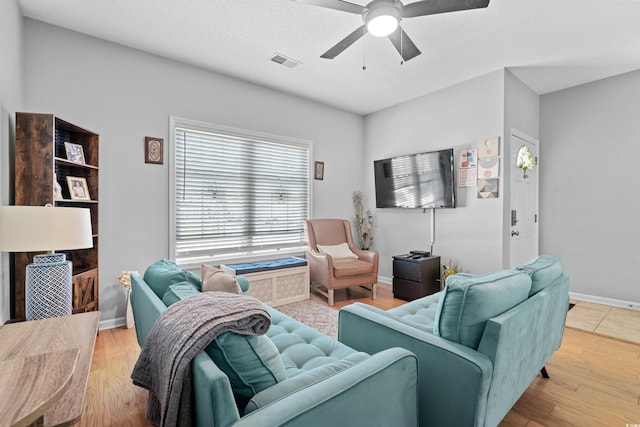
[565,300,640,344]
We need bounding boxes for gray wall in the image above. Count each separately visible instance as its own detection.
[363,70,507,280]
[0,0,24,323]
[24,19,365,327]
[541,70,640,306]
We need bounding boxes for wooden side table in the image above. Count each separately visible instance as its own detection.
[0,312,100,427]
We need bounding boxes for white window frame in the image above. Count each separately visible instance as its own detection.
[169,117,313,269]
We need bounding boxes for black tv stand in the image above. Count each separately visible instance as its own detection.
[392,254,441,301]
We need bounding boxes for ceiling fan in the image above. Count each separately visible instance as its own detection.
[291,0,490,62]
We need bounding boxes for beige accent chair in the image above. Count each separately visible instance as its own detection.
[304,219,378,306]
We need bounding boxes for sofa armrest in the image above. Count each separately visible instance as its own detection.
[338,303,493,427]
[305,249,334,284]
[130,273,167,347]
[233,347,418,427]
[192,353,241,427]
[352,248,378,266]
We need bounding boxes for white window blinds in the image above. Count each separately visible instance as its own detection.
[172,120,310,263]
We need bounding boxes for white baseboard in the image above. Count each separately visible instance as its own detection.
[99,316,126,331]
[570,292,640,312]
[378,275,392,285]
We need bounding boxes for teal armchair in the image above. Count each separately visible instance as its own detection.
[339,256,570,427]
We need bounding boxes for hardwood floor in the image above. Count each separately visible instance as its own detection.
[84,284,640,426]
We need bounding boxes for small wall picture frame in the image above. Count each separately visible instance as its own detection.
[458,167,477,187]
[477,178,499,199]
[145,137,163,164]
[478,136,500,158]
[67,176,91,201]
[314,161,324,180]
[64,142,86,165]
[459,149,477,169]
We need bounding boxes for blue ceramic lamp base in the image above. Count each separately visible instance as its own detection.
[25,253,73,320]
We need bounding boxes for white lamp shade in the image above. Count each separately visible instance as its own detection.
[0,206,93,252]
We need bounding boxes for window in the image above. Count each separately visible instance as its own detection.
[170,118,311,265]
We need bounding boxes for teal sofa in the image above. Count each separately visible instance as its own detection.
[130,260,419,427]
[338,255,570,427]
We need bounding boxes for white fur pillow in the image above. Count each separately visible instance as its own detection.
[316,243,358,260]
[201,264,242,295]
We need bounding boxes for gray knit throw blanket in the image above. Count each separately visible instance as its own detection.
[131,291,271,427]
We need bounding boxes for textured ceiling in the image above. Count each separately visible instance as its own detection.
[17,0,640,115]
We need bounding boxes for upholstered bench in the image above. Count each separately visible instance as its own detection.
[221,257,310,307]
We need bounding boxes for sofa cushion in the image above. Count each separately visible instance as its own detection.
[243,353,367,415]
[265,306,366,377]
[433,269,532,349]
[201,264,242,295]
[161,281,200,306]
[143,258,201,298]
[333,259,374,278]
[205,332,287,409]
[388,291,442,333]
[316,242,358,260]
[516,255,562,296]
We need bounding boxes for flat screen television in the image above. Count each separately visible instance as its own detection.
[374,148,455,209]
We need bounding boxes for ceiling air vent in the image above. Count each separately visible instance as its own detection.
[270,53,301,69]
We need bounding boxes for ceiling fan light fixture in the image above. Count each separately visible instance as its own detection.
[365,5,400,37]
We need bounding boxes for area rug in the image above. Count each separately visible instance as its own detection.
[276,300,339,339]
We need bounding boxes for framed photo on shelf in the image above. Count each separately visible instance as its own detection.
[67,176,91,201]
[64,142,86,165]
[144,137,163,164]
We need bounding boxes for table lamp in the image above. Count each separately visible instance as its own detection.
[0,205,93,320]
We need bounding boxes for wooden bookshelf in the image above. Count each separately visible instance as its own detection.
[13,112,99,319]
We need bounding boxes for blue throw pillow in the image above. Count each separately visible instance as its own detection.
[516,255,563,296]
[143,259,201,298]
[205,332,287,409]
[161,282,200,306]
[433,269,532,349]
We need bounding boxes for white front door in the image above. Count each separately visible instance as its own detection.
[509,130,539,267]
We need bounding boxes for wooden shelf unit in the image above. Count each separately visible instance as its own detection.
[13,112,99,319]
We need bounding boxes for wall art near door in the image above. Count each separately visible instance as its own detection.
[478,136,500,157]
[459,149,477,168]
[477,178,499,199]
[478,157,500,178]
[458,167,477,187]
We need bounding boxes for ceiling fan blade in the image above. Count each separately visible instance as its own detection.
[388,28,421,62]
[402,0,490,18]
[321,25,367,59]
[290,0,365,14]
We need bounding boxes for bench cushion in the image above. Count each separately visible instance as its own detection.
[224,257,307,275]
[434,269,532,349]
